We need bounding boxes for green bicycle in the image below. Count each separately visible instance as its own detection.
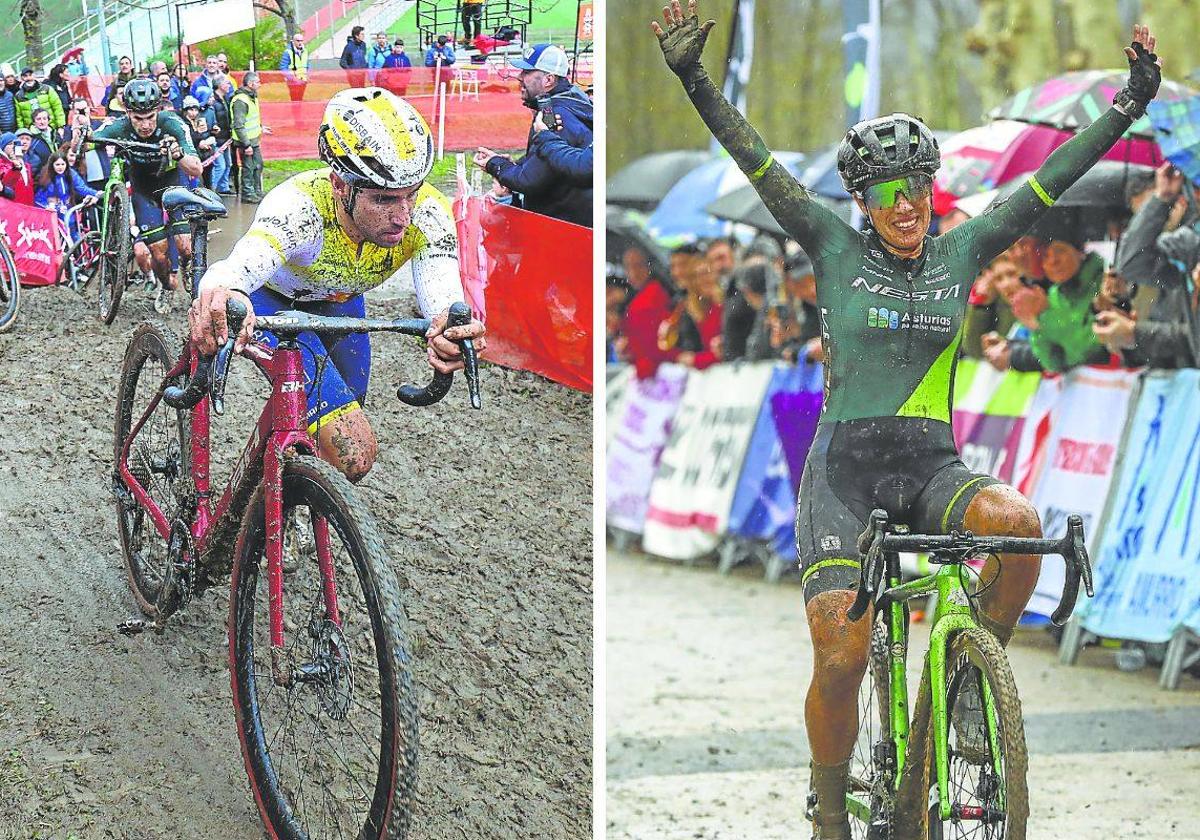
[835,509,1092,839]
[90,136,169,324]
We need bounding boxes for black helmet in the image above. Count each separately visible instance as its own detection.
[123,78,162,114]
[836,113,940,194]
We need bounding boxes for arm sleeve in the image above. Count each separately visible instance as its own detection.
[70,169,97,198]
[530,130,593,185]
[485,149,556,195]
[339,45,351,68]
[672,64,853,257]
[407,191,464,317]
[198,183,314,296]
[964,107,1134,263]
[167,114,198,157]
[1116,194,1173,287]
[48,91,65,129]
[1129,320,1195,368]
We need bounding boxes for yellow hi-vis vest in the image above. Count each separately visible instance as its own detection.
[287,45,309,82]
[230,89,262,144]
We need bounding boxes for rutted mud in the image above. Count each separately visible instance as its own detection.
[0,275,591,837]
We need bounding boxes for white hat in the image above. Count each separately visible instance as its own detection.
[0,63,14,78]
[510,44,569,76]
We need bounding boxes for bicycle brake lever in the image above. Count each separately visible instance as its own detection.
[210,297,248,416]
[461,335,482,409]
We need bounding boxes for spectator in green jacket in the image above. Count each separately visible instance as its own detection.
[15,68,65,132]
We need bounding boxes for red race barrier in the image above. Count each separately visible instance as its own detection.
[0,198,61,287]
[456,195,591,392]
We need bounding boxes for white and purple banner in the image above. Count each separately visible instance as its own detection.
[642,363,775,560]
[605,364,689,535]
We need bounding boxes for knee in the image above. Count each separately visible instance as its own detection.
[966,484,1041,539]
[807,595,870,696]
[176,240,193,260]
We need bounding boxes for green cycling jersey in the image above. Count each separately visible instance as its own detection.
[673,65,1134,424]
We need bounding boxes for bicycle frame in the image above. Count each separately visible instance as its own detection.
[100,157,126,243]
[117,335,332,680]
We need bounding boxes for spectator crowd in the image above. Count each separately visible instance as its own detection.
[608,161,1200,379]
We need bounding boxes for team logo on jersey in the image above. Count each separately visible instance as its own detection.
[851,276,961,301]
[867,307,954,334]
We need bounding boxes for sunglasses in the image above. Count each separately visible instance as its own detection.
[858,174,933,211]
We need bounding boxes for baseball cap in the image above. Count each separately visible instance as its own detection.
[182,95,200,109]
[20,67,33,76]
[510,43,568,76]
[15,128,33,137]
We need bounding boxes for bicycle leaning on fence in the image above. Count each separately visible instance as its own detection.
[834,509,1093,840]
[0,227,17,333]
[112,186,483,839]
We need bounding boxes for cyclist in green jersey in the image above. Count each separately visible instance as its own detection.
[652,4,1162,836]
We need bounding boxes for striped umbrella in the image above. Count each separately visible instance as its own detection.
[987,70,1194,139]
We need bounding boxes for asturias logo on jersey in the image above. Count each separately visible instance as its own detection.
[867,307,954,333]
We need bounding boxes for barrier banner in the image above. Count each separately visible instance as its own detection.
[642,363,775,559]
[951,360,1042,483]
[606,365,635,446]
[455,195,591,391]
[606,365,690,534]
[769,359,825,492]
[1016,366,1140,617]
[0,198,60,287]
[1081,371,1200,641]
[728,363,817,561]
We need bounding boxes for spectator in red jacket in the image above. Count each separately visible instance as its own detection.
[619,244,679,379]
[0,130,35,204]
[659,244,724,370]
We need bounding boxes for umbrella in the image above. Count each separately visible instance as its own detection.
[646,152,806,244]
[1149,94,1200,185]
[937,120,1164,214]
[987,70,1194,139]
[606,206,669,281]
[704,184,851,238]
[607,149,713,210]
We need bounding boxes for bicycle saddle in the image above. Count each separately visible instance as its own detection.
[162,186,228,219]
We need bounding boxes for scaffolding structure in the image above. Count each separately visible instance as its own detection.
[416,0,533,48]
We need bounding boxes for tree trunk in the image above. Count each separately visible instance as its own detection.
[19,0,43,73]
[256,0,300,39]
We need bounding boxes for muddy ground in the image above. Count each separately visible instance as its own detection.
[0,224,592,838]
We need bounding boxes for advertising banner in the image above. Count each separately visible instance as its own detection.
[951,360,1042,483]
[642,363,774,559]
[1082,371,1200,642]
[456,196,592,391]
[0,198,60,287]
[728,364,807,560]
[1019,367,1140,617]
[606,365,689,535]
[769,358,824,492]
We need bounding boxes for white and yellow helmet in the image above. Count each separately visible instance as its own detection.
[318,88,433,189]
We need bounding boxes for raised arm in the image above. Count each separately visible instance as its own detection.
[966,25,1163,263]
[651,0,850,254]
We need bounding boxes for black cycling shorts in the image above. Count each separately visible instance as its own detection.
[796,417,1000,602]
[130,175,188,245]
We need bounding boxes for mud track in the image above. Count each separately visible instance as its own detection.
[0,282,591,838]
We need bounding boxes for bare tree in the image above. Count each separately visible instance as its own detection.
[19,0,42,72]
[255,0,299,40]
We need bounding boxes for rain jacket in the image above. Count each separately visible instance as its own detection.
[368,43,391,69]
[484,79,592,227]
[339,37,368,69]
[424,44,456,66]
[16,82,65,130]
[529,129,592,185]
[0,155,35,204]
[35,167,97,209]
[0,88,15,133]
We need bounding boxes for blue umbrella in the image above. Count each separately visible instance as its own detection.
[646,152,807,245]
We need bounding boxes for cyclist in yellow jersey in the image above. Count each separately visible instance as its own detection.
[190,88,486,482]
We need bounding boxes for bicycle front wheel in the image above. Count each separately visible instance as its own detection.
[0,235,19,333]
[848,620,894,839]
[229,455,418,840]
[928,627,1028,840]
[97,188,131,324]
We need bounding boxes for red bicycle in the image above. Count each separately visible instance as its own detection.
[113,188,481,839]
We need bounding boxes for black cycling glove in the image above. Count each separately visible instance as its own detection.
[1114,40,1161,119]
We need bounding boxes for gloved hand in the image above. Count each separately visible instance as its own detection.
[651,0,715,81]
[1114,24,1162,119]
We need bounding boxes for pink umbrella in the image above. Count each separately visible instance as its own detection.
[936,120,1164,214]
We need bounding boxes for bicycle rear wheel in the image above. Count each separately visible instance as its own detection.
[0,235,19,333]
[847,620,895,839]
[98,188,131,324]
[229,455,418,840]
[114,323,190,615]
[928,627,1028,840]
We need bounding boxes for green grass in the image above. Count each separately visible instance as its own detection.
[263,154,460,193]
[386,0,583,46]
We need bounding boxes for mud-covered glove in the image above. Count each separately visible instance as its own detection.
[652,0,716,83]
[1114,39,1161,119]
